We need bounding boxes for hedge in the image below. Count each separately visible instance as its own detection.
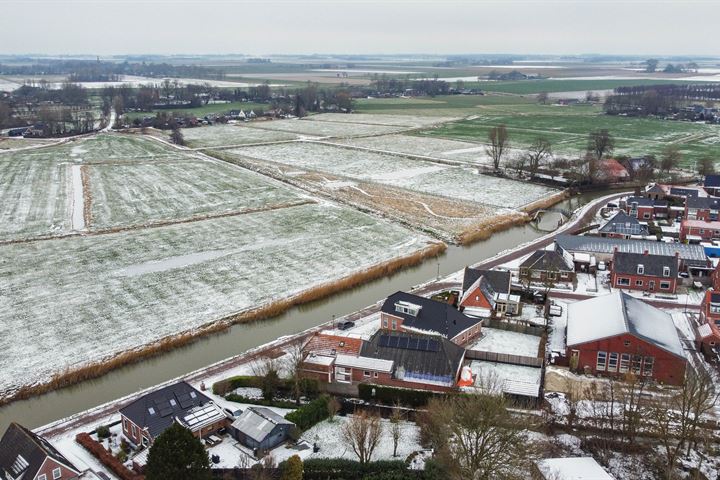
[213,375,319,398]
[284,395,330,431]
[357,384,445,408]
[225,394,297,409]
[297,459,430,480]
[76,433,144,480]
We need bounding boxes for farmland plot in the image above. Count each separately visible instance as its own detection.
[56,134,176,162]
[182,124,299,149]
[245,119,408,138]
[230,142,556,209]
[0,202,436,396]
[0,153,71,241]
[87,156,307,229]
[304,112,458,128]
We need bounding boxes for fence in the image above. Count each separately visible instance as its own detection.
[484,318,544,337]
[464,349,543,367]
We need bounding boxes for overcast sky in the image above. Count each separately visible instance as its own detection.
[0,0,717,57]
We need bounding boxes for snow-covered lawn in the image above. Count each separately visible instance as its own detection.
[231,142,557,209]
[301,416,422,462]
[468,360,542,397]
[0,202,436,397]
[468,327,541,357]
[182,124,298,148]
[245,119,408,138]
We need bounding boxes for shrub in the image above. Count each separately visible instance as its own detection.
[212,375,261,395]
[75,433,143,480]
[358,384,444,408]
[285,395,330,431]
[225,394,297,409]
[213,375,319,399]
[280,454,303,480]
[96,425,110,439]
[300,459,417,480]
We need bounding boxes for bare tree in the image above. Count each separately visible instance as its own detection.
[618,373,647,446]
[417,393,526,480]
[697,157,715,178]
[537,91,549,104]
[284,340,307,405]
[170,125,184,146]
[327,396,340,422]
[660,145,682,173]
[341,410,383,464]
[485,124,509,171]
[587,129,615,162]
[390,403,403,457]
[526,137,552,178]
[507,155,526,176]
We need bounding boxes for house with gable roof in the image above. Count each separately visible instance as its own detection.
[598,210,650,239]
[459,267,521,317]
[566,291,687,385]
[610,250,679,294]
[518,249,575,285]
[0,422,80,480]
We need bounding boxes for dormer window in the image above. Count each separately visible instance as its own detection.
[663,266,670,277]
[637,265,644,275]
[189,391,197,399]
[169,399,177,407]
[395,301,421,316]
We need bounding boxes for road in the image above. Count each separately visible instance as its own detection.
[38,190,624,438]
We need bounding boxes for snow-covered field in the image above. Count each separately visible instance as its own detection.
[464,327,540,357]
[182,124,299,148]
[231,142,557,209]
[0,199,435,397]
[87,155,306,229]
[244,119,408,138]
[305,113,458,128]
[0,137,54,150]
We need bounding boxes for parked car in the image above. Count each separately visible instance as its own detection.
[337,321,355,330]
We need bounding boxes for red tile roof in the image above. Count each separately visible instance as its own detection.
[302,333,362,356]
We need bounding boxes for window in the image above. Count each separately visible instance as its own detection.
[364,371,370,377]
[624,340,631,347]
[373,372,378,378]
[123,418,128,431]
[382,317,388,329]
[619,353,631,373]
[608,352,618,372]
[635,280,643,287]
[475,295,480,301]
[391,319,397,330]
[700,229,705,235]
[38,475,47,480]
[643,356,654,377]
[131,424,137,437]
[637,265,644,275]
[596,351,607,371]
[617,277,630,286]
[643,213,651,219]
[548,271,557,280]
[148,407,155,415]
[660,281,671,290]
[663,267,670,277]
[169,399,177,407]
[339,341,345,347]
[53,468,62,480]
[632,355,643,374]
[189,391,197,398]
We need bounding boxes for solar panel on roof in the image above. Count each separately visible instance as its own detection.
[378,335,389,347]
[427,340,440,352]
[398,336,410,349]
[418,338,428,350]
[178,398,193,409]
[389,336,399,348]
[407,337,417,349]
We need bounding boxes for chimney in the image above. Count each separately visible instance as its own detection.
[643,249,649,256]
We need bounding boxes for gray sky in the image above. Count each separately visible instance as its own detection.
[0,0,717,57]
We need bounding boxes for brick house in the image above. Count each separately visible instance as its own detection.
[621,196,668,221]
[704,174,720,197]
[0,423,80,480]
[684,196,720,221]
[680,218,720,243]
[610,250,679,294]
[519,249,575,285]
[566,292,687,385]
[380,291,482,347]
[697,290,720,359]
[119,381,229,447]
[597,210,649,239]
[459,267,520,317]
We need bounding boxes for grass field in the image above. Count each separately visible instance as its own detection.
[182,124,299,148]
[229,141,556,209]
[245,118,409,138]
[0,202,435,396]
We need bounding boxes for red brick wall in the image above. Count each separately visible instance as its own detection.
[35,458,79,480]
[121,415,150,445]
[610,271,677,293]
[451,324,482,346]
[567,333,686,385]
[680,223,720,241]
[626,205,654,220]
[459,287,492,309]
[380,312,404,332]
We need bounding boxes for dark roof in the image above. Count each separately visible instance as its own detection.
[519,250,573,272]
[462,267,511,294]
[0,423,78,480]
[119,381,212,439]
[598,211,649,236]
[670,186,699,197]
[361,331,465,383]
[612,251,678,278]
[381,291,481,339]
[555,234,708,265]
[231,407,293,444]
[686,195,720,210]
[705,175,720,188]
[646,184,666,194]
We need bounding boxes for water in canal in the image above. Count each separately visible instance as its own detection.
[0,190,611,432]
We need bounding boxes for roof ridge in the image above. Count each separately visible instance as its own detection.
[618,291,631,334]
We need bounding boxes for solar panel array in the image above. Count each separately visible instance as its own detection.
[378,334,440,352]
[183,404,222,427]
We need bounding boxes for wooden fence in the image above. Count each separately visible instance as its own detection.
[484,318,544,337]
[464,349,543,367]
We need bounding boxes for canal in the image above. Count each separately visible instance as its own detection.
[0,190,611,432]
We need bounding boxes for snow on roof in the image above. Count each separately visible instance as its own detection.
[303,354,334,366]
[555,234,707,263]
[567,291,685,358]
[697,323,714,339]
[335,354,394,373]
[536,457,615,480]
[682,218,720,229]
